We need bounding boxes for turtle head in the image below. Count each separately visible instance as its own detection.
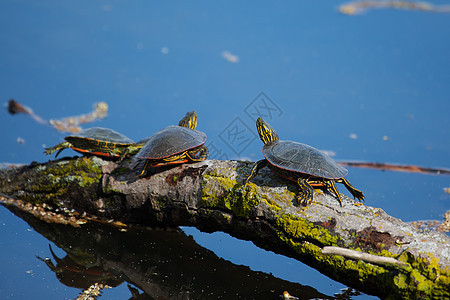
[256,117,279,145]
[178,111,197,130]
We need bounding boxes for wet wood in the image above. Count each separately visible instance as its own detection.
[0,156,449,299]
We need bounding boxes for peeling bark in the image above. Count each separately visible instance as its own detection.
[0,156,449,299]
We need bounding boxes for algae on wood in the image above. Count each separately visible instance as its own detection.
[0,156,449,299]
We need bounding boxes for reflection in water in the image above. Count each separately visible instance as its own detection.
[37,244,123,290]
[5,204,332,300]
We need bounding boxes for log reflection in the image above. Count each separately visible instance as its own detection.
[5,205,331,300]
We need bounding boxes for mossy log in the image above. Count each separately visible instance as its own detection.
[0,156,449,299]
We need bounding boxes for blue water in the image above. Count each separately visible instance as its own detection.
[1,1,449,299]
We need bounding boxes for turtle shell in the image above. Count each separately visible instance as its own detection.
[67,127,135,145]
[136,126,206,160]
[263,140,348,179]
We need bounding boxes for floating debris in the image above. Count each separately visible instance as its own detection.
[444,187,450,194]
[321,150,336,157]
[282,290,299,300]
[411,212,450,233]
[49,101,108,133]
[7,99,46,124]
[136,42,144,50]
[382,135,389,141]
[349,133,358,140]
[76,283,111,300]
[411,219,442,231]
[7,99,108,133]
[16,137,25,144]
[222,50,240,63]
[102,4,112,12]
[438,211,450,233]
[161,46,169,54]
[339,1,450,15]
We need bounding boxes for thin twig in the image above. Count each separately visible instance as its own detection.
[322,246,409,268]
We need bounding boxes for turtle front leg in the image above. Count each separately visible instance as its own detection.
[187,145,209,162]
[326,180,343,207]
[44,142,72,157]
[337,178,365,202]
[118,149,130,162]
[296,178,314,205]
[137,159,152,177]
[244,159,268,185]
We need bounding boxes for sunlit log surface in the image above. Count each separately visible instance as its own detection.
[0,156,449,299]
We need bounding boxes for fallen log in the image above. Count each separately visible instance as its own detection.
[0,156,449,299]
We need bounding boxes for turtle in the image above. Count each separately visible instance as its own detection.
[245,117,364,206]
[44,127,141,161]
[134,111,208,176]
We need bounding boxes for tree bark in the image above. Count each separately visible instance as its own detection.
[0,156,449,299]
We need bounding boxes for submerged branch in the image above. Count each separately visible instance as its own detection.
[0,156,449,299]
[339,1,450,15]
[6,99,108,133]
[338,160,450,176]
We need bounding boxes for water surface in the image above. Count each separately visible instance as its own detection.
[1,1,449,299]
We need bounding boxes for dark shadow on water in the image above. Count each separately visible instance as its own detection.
[4,204,334,300]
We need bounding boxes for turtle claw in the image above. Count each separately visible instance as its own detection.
[338,178,365,202]
[297,193,313,206]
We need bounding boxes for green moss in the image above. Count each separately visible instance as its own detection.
[25,157,103,205]
[394,273,408,289]
[390,250,450,298]
[275,213,339,245]
[280,233,388,282]
[201,174,260,218]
